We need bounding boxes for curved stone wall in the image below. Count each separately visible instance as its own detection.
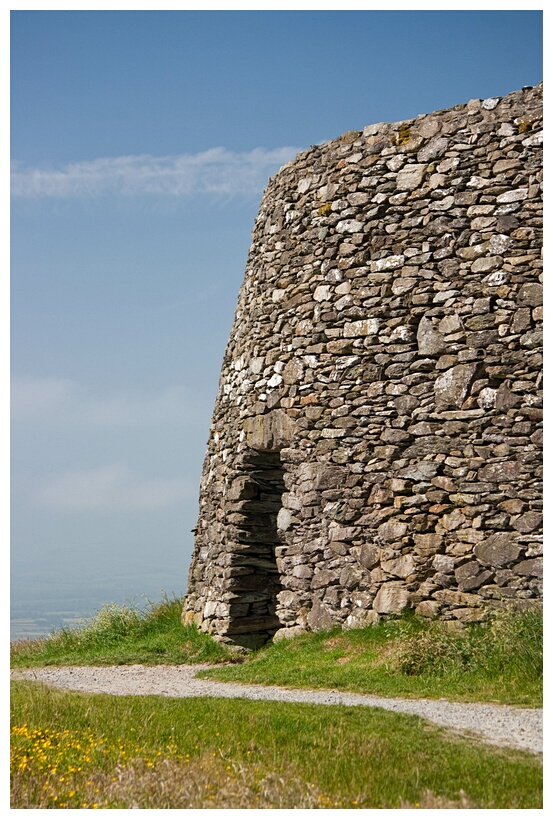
[183,84,543,647]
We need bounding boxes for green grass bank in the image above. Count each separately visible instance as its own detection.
[11,680,542,809]
[11,596,543,707]
[200,607,542,707]
[11,596,542,808]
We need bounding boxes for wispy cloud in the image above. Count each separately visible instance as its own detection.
[11,146,300,199]
[11,377,208,427]
[35,463,195,511]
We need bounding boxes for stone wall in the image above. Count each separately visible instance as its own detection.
[183,84,543,648]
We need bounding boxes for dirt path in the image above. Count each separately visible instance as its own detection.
[11,664,542,755]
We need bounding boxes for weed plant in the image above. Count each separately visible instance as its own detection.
[11,680,542,809]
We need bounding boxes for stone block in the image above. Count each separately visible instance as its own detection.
[377,520,408,542]
[292,564,313,579]
[518,283,543,307]
[298,462,346,490]
[310,569,339,589]
[307,599,335,631]
[344,319,380,337]
[277,590,301,609]
[413,533,444,556]
[474,533,522,567]
[450,607,487,622]
[344,609,380,629]
[434,363,478,407]
[381,554,416,578]
[433,589,481,607]
[454,561,493,591]
[478,461,522,483]
[417,315,447,356]
[512,511,542,533]
[513,558,543,578]
[272,626,307,642]
[243,410,296,450]
[396,164,427,190]
[415,600,441,618]
[433,554,455,573]
[373,584,411,614]
[397,461,440,482]
[357,543,381,569]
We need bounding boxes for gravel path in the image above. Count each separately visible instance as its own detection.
[12,664,542,755]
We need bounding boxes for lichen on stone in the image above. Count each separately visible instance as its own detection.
[391,123,412,146]
[517,120,533,133]
[317,202,333,217]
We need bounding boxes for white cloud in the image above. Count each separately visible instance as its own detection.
[35,463,196,511]
[11,146,300,199]
[11,378,207,427]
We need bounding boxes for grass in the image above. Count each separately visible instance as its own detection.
[10,595,232,668]
[11,679,542,809]
[201,607,543,707]
[11,596,543,807]
[12,597,542,706]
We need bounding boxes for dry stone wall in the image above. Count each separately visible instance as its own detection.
[183,84,543,648]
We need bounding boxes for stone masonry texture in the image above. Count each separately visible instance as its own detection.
[183,85,543,648]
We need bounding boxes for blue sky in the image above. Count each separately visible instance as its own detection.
[10,8,543,635]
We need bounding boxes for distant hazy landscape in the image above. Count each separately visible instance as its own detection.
[10,568,184,640]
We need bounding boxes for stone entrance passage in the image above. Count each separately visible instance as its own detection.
[224,450,285,648]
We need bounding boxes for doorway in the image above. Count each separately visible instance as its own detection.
[226,449,286,646]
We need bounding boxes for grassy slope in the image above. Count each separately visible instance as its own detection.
[10,680,542,809]
[10,597,232,668]
[10,597,543,808]
[12,598,542,707]
[200,609,543,707]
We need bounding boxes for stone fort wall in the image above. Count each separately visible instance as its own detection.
[183,84,543,648]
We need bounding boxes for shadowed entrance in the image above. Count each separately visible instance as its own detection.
[225,450,286,648]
